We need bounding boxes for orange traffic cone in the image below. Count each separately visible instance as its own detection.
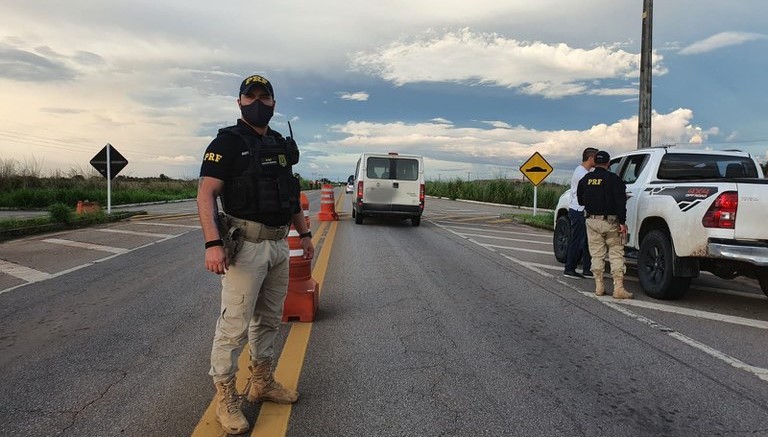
[317,184,339,221]
[282,200,319,322]
[76,200,100,215]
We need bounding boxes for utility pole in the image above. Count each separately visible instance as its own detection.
[637,0,653,149]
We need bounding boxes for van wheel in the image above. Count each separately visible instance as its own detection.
[758,270,768,298]
[553,215,570,264]
[411,217,421,227]
[355,212,364,224]
[637,230,690,299]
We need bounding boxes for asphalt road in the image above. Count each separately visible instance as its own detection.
[1,191,766,436]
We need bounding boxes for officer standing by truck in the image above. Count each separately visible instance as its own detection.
[197,73,315,434]
[576,150,633,299]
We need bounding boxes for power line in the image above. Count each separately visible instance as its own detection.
[0,129,170,157]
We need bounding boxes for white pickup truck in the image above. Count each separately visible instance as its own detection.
[553,147,768,299]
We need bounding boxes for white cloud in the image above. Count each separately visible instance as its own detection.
[679,31,767,55]
[351,28,666,98]
[300,108,713,179]
[482,121,512,129]
[339,92,370,101]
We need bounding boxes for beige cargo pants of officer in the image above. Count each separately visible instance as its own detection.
[586,217,633,299]
[210,237,289,382]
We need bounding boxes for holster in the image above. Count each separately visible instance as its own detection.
[216,212,244,265]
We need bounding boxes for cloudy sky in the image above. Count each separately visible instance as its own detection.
[1,0,766,183]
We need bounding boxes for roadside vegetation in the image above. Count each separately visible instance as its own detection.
[0,157,322,240]
[426,178,566,231]
[426,178,567,210]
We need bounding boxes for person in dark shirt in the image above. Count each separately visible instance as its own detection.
[197,74,315,434]
[576,150,633,299]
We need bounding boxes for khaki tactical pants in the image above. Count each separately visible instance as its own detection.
[210,238,289,384]
[585,217,626,278]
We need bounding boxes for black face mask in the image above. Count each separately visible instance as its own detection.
[240,100,274,127]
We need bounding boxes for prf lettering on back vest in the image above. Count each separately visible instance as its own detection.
[587,178,603,185]
[204,152,222,163]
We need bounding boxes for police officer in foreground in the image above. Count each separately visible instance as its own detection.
[197,73,315,434]
[576,150,633,299]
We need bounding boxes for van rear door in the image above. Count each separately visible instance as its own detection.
[364,156,421,209]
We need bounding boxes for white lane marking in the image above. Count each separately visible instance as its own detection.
[668,332,768,382]
[606,301,768,383]
[522,261,765,301]
[432,220,768,384]
[0,232,191,296]
[95,229,174,238]
[480,243,552,255]
[132,222,201,229]
[42,238,129,254]
[437,224,551,237]
[459,232,550,246]
[0,259,52,282]
[618,299,768,330]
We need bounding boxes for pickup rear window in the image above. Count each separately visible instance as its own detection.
[366,157,419,181]
[657,154,759,180]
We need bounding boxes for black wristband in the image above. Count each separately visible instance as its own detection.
[299,232,312,239]
[205,239,224,249]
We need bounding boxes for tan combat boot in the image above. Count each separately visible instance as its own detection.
[612,276,633,299]
[214,377,249,434]
[594,274,605,296]
[245,359,299,404]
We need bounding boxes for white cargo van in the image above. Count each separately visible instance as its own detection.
[351,152,425,226]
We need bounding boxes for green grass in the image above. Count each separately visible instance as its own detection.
[503,212,555,231]
[0,209,145,242]
[426,178,566,210]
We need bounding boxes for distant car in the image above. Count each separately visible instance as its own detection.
[345,182,354,193]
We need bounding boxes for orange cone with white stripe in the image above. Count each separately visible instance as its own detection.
[282,197,319,322]
[317,184,339,221]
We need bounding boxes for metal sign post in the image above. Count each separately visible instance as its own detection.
[90,143,128,214]
[106,144,112,214]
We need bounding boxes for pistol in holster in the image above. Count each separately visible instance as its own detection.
[216,212,244,265]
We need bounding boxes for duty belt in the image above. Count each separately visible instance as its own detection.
[585,213,618,221]
[227,216,289,242]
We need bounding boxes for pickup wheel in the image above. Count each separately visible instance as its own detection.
[553,215,570,264]
[638,230,691,300]
[355,211,364,225]
[411,216,421,227]
[758,271,768,298]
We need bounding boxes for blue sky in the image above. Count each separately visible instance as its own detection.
[0,0,766,184]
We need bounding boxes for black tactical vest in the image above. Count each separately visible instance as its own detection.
[219,126,299,217]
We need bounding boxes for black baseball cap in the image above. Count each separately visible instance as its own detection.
[595,151,611,164]
[239,74,274,98]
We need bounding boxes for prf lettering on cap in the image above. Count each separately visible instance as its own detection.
[204,152,222,163]
[587,178,602,185]
[245,75,268,86]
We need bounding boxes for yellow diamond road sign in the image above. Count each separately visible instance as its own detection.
[520,152,553,186]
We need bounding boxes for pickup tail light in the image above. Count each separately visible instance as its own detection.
[419,184,425,209]
[702,191,738,229]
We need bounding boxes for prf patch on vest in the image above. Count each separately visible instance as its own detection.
[261,154,288,167]
[644,186,719,211]
[587,178,602,185]
[204,152,223,163]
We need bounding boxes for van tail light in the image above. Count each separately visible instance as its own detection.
[702,191,738,229]
[419,184,425,209]
[356,181,364,203]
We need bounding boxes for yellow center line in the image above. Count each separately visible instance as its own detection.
[251,219,338,436]
[191,203,339,437]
